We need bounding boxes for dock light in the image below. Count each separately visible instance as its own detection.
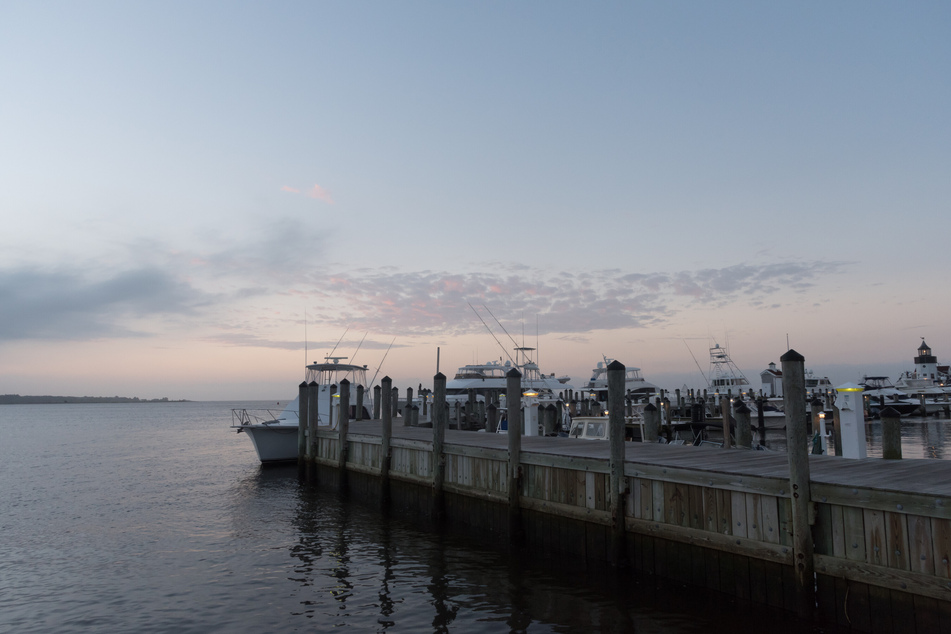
[523,391,538,397]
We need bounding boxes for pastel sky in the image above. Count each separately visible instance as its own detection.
[1,2,949,400]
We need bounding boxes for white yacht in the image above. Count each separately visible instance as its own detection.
[232,356,372,463]
[583,357,658,402]
[707,343,752,393]
[445,346,573,401]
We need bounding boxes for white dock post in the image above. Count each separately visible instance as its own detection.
[834,383,867,459]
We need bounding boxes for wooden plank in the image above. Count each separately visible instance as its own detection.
[814,503,834,556]
[585,471,596,510]
[865,508,887,567]
[652,480,665,523]
[841,505,866,562]
[625,517,793,564]
[745,493,764,543]
[687,485,704,530]
[913,595,941,634]
[933,518,951,579]
[812,482,951,521]
[815,553,951,604]
[867,584,893,633]
[717,488,733,536]
[732,491,748,539]
[885,511,911,571]
[760,494,780,545]
[702,485,719,533]
[830,504,847,558]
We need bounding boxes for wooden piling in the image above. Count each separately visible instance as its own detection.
[307,380,318,458]
[373,385,381,420]
[404,387,413,425]
[607,360,626,566]
[487,402,498,433]
[298,381,308,459]
[506,368,522,541]
[380,376,392,487]
[337,379,350,472]
[721,396,731,449]
[643,402,660,442]
[735,401,752,449]
[432,372,447,519]
[881,406,902,460]
[356,384,365,421]
[780,349,815,619]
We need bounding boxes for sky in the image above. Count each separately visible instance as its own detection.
[1,1,949,400]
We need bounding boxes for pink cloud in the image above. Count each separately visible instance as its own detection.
[281,185,300,194]
[307,184,335,204]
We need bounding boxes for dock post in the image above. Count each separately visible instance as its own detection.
[381,376,392,499]
[487,402,499,433]
[373,385,381,419]
[391,386,399,418]
[735,401,752,448]
[832,405,843,456]
[642,402,659,442]
[298,381,308,459]
[756,396,767,446]
[356,384,364,421]
[506,368,523,542]
[433,372,447,520]
[403,387,414,426]
[881,407,902,459]
[337,379,350,473]
[307,380,318,459]
[720,396,732,449]
[780,349,815,619]
[607,360,627,567]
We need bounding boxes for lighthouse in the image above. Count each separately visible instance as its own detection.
[914,339,939,380]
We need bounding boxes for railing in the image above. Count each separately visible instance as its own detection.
[230,408,298,427]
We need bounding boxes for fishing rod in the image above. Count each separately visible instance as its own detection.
[468,302,516,366]
[350,331,369,365]
[327,327,349,360]
[367,337,397,389]
[482,304,520,351]
[683,339,707,384]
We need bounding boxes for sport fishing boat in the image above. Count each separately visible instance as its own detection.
[232,356,372,463]
[707,343,752,393]
[583,357,659,401]
[445,346,573,401]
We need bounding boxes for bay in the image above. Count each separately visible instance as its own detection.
[1,401,903,632]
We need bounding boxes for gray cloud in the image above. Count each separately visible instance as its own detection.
[0,267,211,341]
[310,260,849,336]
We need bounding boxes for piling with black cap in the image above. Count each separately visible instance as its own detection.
[337,379,350,472]
[607,360,627,566]
[298,381,308,459]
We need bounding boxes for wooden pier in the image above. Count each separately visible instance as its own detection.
[299,357,951,632]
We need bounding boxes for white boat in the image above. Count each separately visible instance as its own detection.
[707,343,752,393]
[584,357,659,401]
[445,346,573,401]
[859,375,921,417]
[232,356,372,463]
[231,402,300,463]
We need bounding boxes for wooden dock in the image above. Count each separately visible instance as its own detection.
[298,359,951,632]
[304,419,951,632]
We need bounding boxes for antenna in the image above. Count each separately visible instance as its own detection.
[304,308,308,371]
[786,333,790,349]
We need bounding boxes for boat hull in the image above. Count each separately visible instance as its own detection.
[242,425,299,463]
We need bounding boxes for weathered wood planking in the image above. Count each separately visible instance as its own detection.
[306,419,951,625]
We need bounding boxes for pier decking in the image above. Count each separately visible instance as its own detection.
[306,419,951,632]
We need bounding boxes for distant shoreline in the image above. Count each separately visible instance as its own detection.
[0,395,189,404]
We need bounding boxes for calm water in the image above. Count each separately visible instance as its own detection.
[7,403,942,632]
